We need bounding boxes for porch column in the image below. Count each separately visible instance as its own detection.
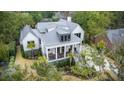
[64,45,66,58]
[56,47,57,59]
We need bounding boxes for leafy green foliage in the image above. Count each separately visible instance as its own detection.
[67,52,75,67]
[31,56,62,80]
[72,12,113,43]
[0,12,34,43]
[8,41,16,57]
[0,56,25,81]
[0,41,9,62]
[71,62,96,79]
[97,40,105,50]
[96,40,106,53]
[110,12,124,28]
[42,11,55,18]
[0,41,16,62]
[29,12,43,23]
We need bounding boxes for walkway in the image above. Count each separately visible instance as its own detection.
[15,46,38,78]
[15,46,35,68]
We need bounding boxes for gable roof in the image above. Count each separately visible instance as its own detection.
[20,25,40,42]
[20,19,83,47]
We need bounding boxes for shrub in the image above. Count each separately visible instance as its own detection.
[8,41,16,57]
[53,59,75,68]
[0,57,24,81]
[71,62,96,79]
[0,42,9,62]
[31,56,62,80]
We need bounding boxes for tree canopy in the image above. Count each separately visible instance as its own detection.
[72,12,113,41]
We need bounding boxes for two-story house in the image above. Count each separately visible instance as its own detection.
[20,17,84,62]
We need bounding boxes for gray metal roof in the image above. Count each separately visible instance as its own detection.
[20,19,82,47]
[20,25,31,41]
[107,28,124,44]
[20,25,40,41]
[41,30,81,47]
[56,25,71,35]
[36,19,78,33]
[35,19,81,47]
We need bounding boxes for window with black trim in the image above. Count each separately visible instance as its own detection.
[75,33,81,38]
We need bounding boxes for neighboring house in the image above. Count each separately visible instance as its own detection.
[107,29,124,48]
[20,18,84,62]
[54,11,74,19]
[91,32,112,49]
[91,28,124,50]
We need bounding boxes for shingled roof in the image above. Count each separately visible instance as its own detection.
[107,29,124,45]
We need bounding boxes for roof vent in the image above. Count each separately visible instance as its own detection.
[67,16,71,22]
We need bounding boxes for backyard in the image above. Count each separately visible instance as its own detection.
[12,44,119,81]
[15,46,82,81]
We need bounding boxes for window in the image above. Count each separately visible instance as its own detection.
[60,34,71,42]
[61,36,63,41]
[27,41,34,44]
[75,33,81,38]
[78,33,81,38]
[68,35,70,40]
[27,41,35,48]
[65,35,67,41]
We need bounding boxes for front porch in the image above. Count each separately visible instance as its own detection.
[45,43,81,62]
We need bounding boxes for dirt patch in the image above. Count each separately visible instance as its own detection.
[62,74,81,81]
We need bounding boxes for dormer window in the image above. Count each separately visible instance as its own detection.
[57,29,71,42]
[65,35,67,41]
[61,36,64,41]
[68,34,70,40]
[60,34,71,42]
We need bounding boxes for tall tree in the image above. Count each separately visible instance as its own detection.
[72,12,113,42]
[29,12,43,23]
[0,12,34,43]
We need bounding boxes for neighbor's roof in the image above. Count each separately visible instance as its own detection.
[107,28,124,44]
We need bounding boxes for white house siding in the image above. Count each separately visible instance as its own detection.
[22,32,40,51]
[72,25,84,40]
